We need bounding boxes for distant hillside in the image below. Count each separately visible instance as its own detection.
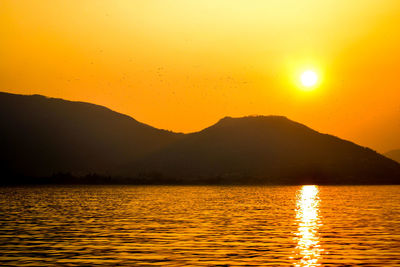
[0,92,182,179]
[385,149,400,163]
[127,116,400,184]
[1,92,399,185]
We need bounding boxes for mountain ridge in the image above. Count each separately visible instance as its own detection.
[1,91,399,184]
[385,149,400,163]
[125,114,399,184]
[0,92,183,178]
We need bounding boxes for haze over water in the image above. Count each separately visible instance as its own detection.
[0,185,399,266]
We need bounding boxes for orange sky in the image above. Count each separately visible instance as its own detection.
[1,0,399,153]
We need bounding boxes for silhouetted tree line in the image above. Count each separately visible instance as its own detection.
[2,170,399,186]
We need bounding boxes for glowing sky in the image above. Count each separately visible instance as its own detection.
[1,0,399,152]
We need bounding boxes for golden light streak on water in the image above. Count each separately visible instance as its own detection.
[292,185,323,267]
[2,186,400,265]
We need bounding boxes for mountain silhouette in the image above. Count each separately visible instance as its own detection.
[385,149,400,163]
[126,116,400,184]
[1,92,399,184]
[0,92,182,178]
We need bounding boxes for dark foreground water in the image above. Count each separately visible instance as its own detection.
[0,185,399,266]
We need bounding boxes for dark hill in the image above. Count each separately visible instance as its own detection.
[128,116,400,184]
[1,92,399,184]
[385,149,400,163]
[0,92,182,178]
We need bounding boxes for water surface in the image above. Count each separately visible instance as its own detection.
[0,185,399,266]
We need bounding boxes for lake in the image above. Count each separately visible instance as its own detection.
[0,185,399,266]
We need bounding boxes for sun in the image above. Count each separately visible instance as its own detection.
[300,70,318,88]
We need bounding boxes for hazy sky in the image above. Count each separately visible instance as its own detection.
[1,0,399,152]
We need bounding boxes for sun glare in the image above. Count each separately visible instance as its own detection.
[292,185,322,266]
[300,70,318,89]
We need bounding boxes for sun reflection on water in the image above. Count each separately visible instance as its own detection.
[292,185,323,267]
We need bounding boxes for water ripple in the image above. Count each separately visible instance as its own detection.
[0,185,399,266]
